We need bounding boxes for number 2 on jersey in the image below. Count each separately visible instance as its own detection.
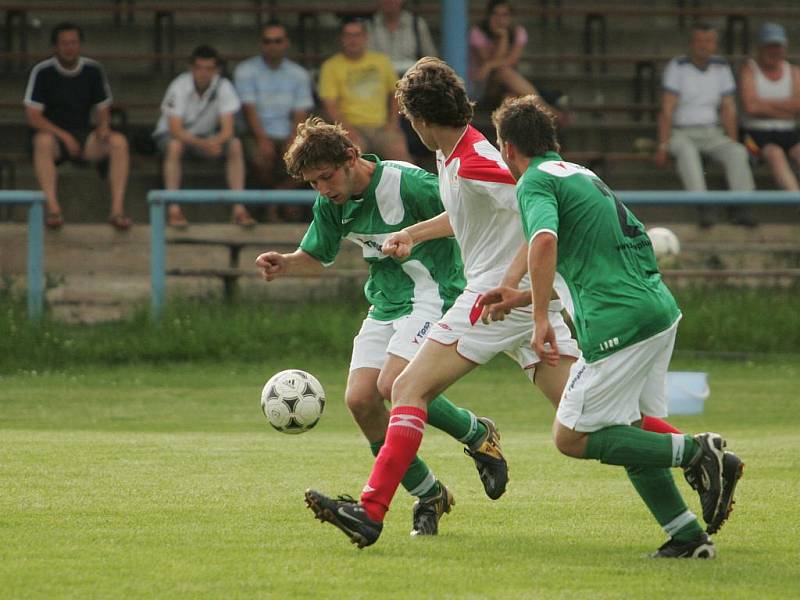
[591,178,644,239]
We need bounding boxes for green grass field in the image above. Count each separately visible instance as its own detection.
[1,356,798,599]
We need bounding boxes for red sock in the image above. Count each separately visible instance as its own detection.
[360,406,427,522]
[642,416,682,434]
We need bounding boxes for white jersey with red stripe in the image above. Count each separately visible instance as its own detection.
[436,125,530,292]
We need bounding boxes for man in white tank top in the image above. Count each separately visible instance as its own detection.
[740,22,800,191]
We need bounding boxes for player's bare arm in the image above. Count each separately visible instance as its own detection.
[529,232,559,365]
[255,249,321,281]
[382,212,455,259]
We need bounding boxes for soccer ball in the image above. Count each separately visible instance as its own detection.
[647,227,681,266]
[261,369,326,434]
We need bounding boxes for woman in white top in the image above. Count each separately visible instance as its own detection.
[740,23,800,190]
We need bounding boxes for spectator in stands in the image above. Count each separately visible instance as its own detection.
[366,0,438,163]
[234,20,314,222]
[318,19,410,162]
[468,0,568,123]
[366,0,437,76]
[740,23,800,192]
[24,22,131,230]
[656,22,756,228]
[153,45,254,229]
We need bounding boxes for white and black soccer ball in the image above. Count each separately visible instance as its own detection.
[647,227,681,266]
[261,369,326,434]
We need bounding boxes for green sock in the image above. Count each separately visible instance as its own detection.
[370,440,437,498]
[626,465,704,542]
[427,394,487,447]
[584,425,698,468]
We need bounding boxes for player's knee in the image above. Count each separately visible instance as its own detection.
[344,389,378,418]
[553,425,583,458]
[375,374,395,402]
[390,370,414,405]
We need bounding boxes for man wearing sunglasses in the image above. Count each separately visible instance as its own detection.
[234,20,315,222]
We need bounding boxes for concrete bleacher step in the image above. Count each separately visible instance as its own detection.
[2,220,799,322]
[0,223,367,322]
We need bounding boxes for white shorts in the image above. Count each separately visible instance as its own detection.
[426,290,580,369]
[556,318,681,432]
[349,314,434,371]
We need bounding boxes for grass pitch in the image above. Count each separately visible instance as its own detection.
[1,356,798,599]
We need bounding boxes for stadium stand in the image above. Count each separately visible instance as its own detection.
[1,0,799,319]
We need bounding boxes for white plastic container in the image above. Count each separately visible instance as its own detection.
[666,371,709,415]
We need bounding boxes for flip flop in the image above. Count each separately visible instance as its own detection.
[108,213,133,231]
[233,212,257,228]
[46,212,64,230]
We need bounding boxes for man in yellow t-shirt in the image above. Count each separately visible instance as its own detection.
[318,19,410,161]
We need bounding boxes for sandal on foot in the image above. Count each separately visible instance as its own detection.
[167,212,189,229]
[108,213,132,231]
[233,212,257,228]
[46,212,64,230]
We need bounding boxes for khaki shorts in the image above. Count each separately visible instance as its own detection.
[556,317,681,432]
[427,290,580,369]
[354,125,408,159]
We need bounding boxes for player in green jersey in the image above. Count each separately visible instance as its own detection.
[255,117,508,537]
[481,95,744,558]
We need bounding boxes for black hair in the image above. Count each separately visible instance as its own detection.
[478,0,514,43]
[340,17,368,33]
[50,22,84,45]
[190,45,221,64]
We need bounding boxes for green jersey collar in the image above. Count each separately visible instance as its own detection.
[360,154,383,202]
[530,150,563,167]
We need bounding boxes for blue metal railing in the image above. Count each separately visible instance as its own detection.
[147,189,315,319]
[0,191,45,321]
[146,189,800,320]
[617,191,800,205]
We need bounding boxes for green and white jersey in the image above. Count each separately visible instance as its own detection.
[517,151,680,363]
[300,155,465,321]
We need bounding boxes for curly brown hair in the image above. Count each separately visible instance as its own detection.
[491,95,559,158]
[283,117,359,180]
[395,57,474,127]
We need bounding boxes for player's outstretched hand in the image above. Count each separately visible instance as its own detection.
[532,316,559,367]
[478,286,531,324]
[255,252,286,281]
[381,230,413,259]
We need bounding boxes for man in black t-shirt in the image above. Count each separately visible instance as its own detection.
[24,22,131,230]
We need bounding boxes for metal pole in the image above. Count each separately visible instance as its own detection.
[149,197,166,321]
[27,199,44,321]
[442,0,468,81]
